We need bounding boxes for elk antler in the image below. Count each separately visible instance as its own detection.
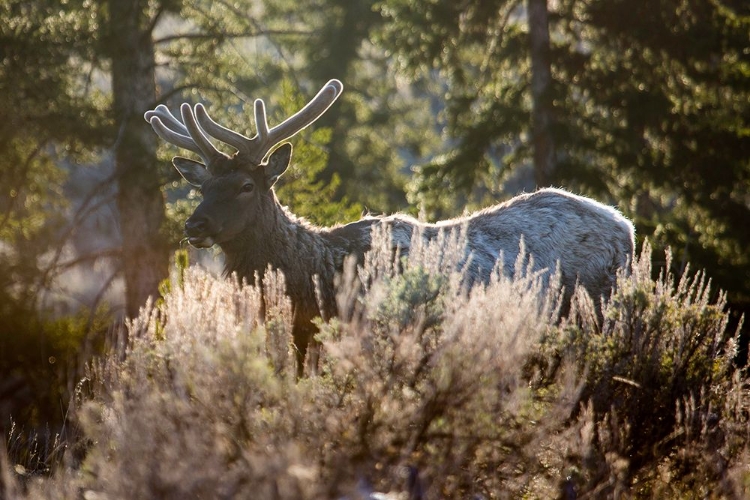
[145,79,343,168]
[144,104,227,166]
[197,79,343,164]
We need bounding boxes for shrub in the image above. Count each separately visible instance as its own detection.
[3,235,748,499]
[555,242,748,497]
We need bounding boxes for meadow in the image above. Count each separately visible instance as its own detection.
[2,231,748,499]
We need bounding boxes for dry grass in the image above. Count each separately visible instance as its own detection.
[3,233,748,499]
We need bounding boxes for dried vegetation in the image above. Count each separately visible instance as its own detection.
[2,233,748,499]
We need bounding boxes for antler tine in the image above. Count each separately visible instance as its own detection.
[193,100,272,163]
[146,116,208,163]
[145,104,189,135]
[193,103,252,153]
[253,99,270,147]
[180,103,225,165]
[227,79,343,165]
[258,79,343,162]
[144,104,217,165]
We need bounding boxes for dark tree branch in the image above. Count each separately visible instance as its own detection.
[154,29,312,45]
[56,248,122,273]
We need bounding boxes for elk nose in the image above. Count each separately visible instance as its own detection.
[185,216,211,236]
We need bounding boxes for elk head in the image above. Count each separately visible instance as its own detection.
[144,80,343,248]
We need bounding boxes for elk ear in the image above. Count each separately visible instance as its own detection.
[173,157,211,187]
[264,143,292,186]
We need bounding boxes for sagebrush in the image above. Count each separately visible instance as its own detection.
[2,234,748,499]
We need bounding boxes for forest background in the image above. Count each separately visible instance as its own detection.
[0,0,748,465]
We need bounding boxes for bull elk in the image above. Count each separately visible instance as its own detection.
[145,79,635,373]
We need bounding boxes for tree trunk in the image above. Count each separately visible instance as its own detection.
[313,0,379,191]
[528,0,557,186]
[108,0,169,319]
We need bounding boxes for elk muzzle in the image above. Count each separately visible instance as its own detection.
[185,214,217,248]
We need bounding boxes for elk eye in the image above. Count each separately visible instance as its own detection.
[240,182,254,193]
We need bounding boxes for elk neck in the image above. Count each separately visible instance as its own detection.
[218,196,351,305]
